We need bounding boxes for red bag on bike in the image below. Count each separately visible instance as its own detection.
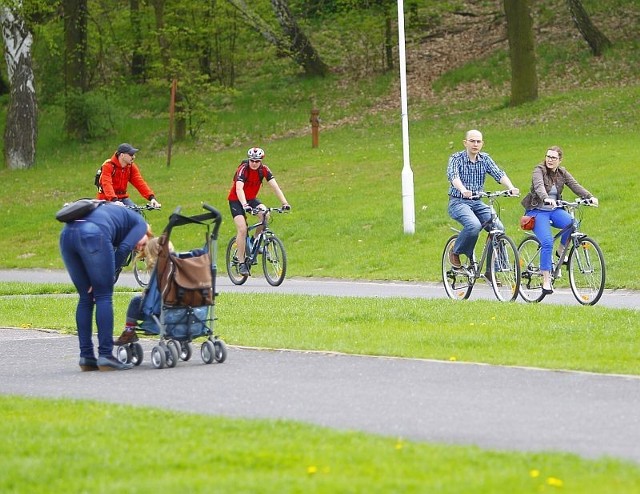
[520,215,535,230]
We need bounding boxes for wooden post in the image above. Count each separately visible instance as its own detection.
[310,108,320,148]
[167,78,177,167]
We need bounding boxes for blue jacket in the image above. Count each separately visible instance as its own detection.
[83,203,148,269]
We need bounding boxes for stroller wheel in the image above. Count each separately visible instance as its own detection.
[151,346,166,369]
[167,340,183,362]
[116,345,132,364]
[165,343,179,368]
[201,340,215,364]
[213,339,228,363]
[179,341,193,361]
[132,342,144,366]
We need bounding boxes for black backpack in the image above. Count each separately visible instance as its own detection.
[94,162,116,192]
[55,199,106,223]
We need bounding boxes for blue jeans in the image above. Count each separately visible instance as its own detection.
[448,198,504,258]
[526,208,573,271]
[59,221,116,359]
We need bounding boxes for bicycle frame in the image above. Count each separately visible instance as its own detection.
[442,191,521,302]
[226,207,289,286]
[518,198,604,305]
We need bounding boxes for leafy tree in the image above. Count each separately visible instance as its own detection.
[63,0,89,139]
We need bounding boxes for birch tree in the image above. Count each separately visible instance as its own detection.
[0,1,37,169]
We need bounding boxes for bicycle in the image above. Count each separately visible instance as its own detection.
[226,207,289,286]
[442,190,521,302]
[123,203,161,287]
[518,198,604,305]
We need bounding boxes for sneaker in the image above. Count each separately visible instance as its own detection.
[449,251,462,268]
[97,355,133,371]
[114,327,138,346]
[79,356,98,372]
[238,262,250,276]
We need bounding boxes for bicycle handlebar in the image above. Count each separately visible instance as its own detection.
[124,204,162,211]
[470,190,519,200]
[555,198,598,208]
[249,206,291,215]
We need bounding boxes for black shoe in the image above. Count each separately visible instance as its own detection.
[238,262,250,276]
[79,357,98,372]
[97,355,133,371]
[542,287,554,295]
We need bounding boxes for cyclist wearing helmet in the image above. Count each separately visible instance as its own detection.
[228,147,290,276]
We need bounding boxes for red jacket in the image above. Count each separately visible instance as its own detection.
[227,160,273,202]
[96,153,155,202]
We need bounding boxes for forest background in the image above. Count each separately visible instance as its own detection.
[0,0,638,287]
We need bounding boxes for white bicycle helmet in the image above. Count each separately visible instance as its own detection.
[247,147,265,160]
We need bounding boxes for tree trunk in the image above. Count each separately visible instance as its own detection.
[0,5,37,169]
[566,0,611,56]
[227,0,328,77]
[270,0,328,77]
[503,0,538,106]
[63,0,89,139]
[130,0,146,82]
[149,0,170,74]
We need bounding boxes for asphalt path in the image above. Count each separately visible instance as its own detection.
[1,268,640,308]
[1,270,640,464]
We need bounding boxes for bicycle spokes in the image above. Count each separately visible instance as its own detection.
[568,238,605,305]
[490,235,520,302]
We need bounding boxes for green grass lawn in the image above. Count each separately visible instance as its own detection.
[2,396,640,493]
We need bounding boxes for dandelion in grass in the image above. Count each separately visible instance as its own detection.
[547,477,564,487]
[529,469,540,478]
[307,465,318,475]
[449,356,457,361]
[395,439,404,450]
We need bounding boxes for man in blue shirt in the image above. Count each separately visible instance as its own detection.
[446,129,519,268]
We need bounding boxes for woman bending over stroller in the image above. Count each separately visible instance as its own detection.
[114,237,174,345]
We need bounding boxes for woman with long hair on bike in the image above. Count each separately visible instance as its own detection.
[520,146,598,295]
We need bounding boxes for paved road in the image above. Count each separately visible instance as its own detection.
[1,269,639,308]
[1,270,640,464]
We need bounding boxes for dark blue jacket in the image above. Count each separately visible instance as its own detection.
[83,203,148,269]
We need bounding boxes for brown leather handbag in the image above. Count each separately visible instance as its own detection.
[520,215,535,230]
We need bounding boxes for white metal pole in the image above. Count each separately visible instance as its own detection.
[397,0,415,234]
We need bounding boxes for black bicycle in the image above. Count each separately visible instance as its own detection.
[518,198,604,305]
[123,203,161,287]
[442,191,521,302]
[226,207,289,286]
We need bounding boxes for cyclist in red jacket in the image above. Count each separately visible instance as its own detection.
[96,143,161,208]
[228,147,290,276]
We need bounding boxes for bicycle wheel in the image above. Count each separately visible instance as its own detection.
[568,236,605,306]
[517,236,545,303]
[441,235,473,300]
[489,235,520,302]
[225,236,248,285]
[262,234,287,286]
[133,256,150,287]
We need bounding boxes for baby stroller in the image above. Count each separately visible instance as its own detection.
[116,203,227,369]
